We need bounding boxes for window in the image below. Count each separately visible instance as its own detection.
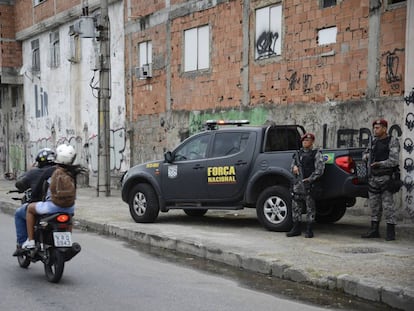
[49,30,60,68]
[317,27,337,45]
[255,4,282,60]
[174,134,210,161]
[211,132,250,158]
[33,0,46,6]
[139,41,152,66]
[321,0,337,8]
[68,25,81,63]
[184,25,210,72]
[265,127,301,151]
[11,87,19,108]
[31,39,40,72]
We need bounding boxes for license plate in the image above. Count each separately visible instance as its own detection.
[53,232,72,247]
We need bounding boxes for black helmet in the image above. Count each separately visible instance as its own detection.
[36,148,56,167]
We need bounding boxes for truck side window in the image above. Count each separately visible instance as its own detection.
[265,128,301,151]
[174,134,210,161]
[211,132,250,157]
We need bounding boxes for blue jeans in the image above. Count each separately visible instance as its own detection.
[15,203,29,245]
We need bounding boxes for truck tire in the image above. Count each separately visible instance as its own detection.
[256,186,292,232]
[315,199,347,223]
[184,209,208,217]
[129,184,160,223]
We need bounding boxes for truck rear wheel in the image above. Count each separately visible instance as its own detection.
[256,186,292,232]
[129,184,160,223]
[315,199,347,223]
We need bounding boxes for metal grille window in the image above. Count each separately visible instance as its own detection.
[49,30,60,68]
[255,4,282,60]
[31,39,40,72]
[184,25,210,72]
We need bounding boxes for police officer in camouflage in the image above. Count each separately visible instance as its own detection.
[287,133,325,238]
[362,119,400,241]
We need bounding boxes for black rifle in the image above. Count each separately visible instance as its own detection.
[367,134,373,179]
[292,150,307,195]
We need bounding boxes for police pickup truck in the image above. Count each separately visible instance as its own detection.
[121,120,368,231]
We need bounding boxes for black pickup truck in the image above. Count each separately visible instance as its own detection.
[121,120,368,231]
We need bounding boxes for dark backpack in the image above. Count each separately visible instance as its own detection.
[49,166,76,207]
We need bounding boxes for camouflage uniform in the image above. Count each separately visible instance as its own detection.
[291,148,325,223]
[365,136,400,225]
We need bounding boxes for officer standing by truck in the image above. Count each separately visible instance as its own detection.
[287,133,325,238]
[361,118,400,241]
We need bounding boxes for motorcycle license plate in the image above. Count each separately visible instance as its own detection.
[53,232,72,247]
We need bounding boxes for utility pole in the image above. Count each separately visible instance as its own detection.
[97,0,111,196]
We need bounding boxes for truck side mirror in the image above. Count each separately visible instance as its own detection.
[164,151,173,163]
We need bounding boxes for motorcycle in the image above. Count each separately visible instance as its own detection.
[9,188,81,283]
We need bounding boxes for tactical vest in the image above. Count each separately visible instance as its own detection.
[372,136,391,162]
[300,149,317,178]
[371,136,393,176]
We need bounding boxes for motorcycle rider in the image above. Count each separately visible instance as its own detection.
[23,144,83,249]
[13,148,56,256]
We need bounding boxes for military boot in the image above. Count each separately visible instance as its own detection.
[286,222,301,237]
[361,221,380,238]
[385,223,396,241]
[305,222,314,238]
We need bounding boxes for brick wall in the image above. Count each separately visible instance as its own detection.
[0,3,21,68]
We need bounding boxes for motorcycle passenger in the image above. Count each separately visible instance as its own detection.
[23,144,83,249]
[13,148,56,256]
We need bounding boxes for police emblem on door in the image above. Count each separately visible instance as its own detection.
[168,165,178,179]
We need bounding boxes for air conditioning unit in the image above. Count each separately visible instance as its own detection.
[135,64,152,79]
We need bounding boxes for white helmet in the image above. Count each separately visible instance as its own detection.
[55,144,76,165]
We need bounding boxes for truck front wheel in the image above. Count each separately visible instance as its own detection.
[129,184,160,223]
[256,186,292,232]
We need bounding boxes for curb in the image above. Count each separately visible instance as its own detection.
[1,201,413,310]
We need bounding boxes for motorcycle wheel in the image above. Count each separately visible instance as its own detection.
[44,249,65,283]
[17,254,31,268]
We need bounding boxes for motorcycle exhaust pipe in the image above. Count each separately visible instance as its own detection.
[62,242,81,262]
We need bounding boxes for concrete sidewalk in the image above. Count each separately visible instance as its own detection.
[1,179,413,310]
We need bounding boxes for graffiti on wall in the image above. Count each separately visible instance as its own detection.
[336,124,402,148]
[382,48,404,92]
[34,85,48,118]
[285,71,330,94]
[404,86,414,218]
[256,31,279,59]
[28,128,126,173]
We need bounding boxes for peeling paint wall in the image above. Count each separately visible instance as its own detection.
[20,1,127,185]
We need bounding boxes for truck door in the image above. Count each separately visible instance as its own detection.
[161,133,211,201]
[206,131,256,200]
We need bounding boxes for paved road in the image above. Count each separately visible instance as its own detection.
[1,179,413,310]
[1,215,337,311]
